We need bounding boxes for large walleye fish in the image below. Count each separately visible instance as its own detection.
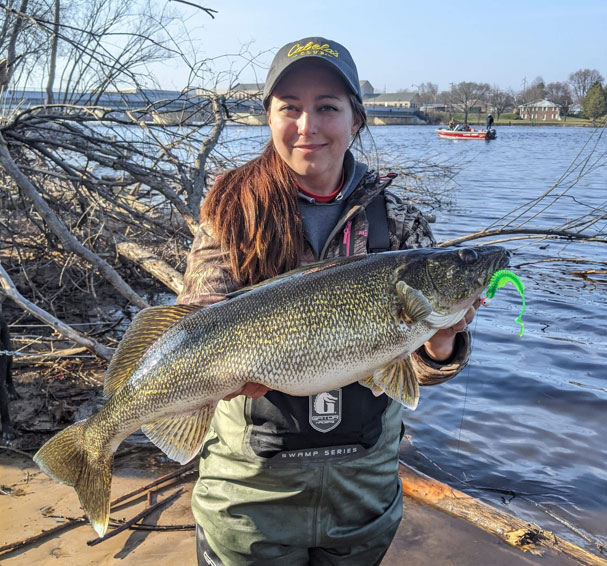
[34,246,509,536]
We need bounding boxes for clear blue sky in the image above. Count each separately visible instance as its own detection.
[153,0,607,93]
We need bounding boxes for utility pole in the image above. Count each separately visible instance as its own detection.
[449,82,455,114]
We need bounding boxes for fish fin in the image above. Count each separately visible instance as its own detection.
[358,375,384,396]
[141,404,216,465]
[394,281,433,325]
[104,305,199,397]
[33,420,113,537]
[373,356,419,410]
[226,256,369,298]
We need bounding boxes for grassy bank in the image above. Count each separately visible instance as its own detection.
[431,112,598,127]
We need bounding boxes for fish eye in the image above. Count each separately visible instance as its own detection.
[458,248,478,265]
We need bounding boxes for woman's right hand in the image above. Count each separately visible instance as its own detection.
[223,382,271,401]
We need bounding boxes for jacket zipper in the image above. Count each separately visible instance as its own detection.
[342,220,353,257]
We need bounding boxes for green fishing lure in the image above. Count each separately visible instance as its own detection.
[481,269,526,336]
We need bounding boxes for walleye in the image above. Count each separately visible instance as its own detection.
[34,246,509,536]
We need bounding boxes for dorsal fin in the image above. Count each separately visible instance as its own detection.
[226,255,369,299]
[104,305,199,397]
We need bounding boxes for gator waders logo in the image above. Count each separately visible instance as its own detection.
[309,389,342,432]
[287,42,339,59]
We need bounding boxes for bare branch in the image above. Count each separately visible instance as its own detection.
[0,131,149,310]
[168,0,217,18]
[0,261,113,360]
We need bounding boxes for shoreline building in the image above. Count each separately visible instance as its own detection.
[518,99,562,121]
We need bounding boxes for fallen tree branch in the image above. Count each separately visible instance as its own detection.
[0,262,114,360]
[110,460,197,507]
[439,228,607,248]
[0,517,88,554]
[87,488,183,546]
[399,462,606,566]
[0,131,149,311]
[115,239,184,295]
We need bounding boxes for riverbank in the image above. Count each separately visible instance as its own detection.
[0,360,592,565]
[231,113,428,126]
[0,451,584,566]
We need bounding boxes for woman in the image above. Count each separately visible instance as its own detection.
[178,36,476,566]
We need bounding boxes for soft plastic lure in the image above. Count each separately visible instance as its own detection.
[481,269,526,336]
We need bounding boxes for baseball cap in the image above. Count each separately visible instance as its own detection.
[262,37,362,108]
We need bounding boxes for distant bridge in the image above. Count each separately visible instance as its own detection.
[0,88,264,125]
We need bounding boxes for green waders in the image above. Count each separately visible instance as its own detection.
[192,398,404,565]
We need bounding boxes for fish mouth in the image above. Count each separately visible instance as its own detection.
[428,246,511,313]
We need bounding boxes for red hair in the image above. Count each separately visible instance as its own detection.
[201,143,304,285]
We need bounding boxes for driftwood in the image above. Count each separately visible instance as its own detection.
[399,462,607,566]
[115,239,184,295]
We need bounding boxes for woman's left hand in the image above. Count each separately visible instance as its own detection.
[423,298,481,361]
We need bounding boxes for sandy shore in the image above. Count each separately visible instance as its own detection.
[1,448,583,566]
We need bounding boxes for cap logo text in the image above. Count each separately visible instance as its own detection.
[288,42,339,59]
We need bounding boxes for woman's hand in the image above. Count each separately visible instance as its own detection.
[223,382,271,401]
[423,298,481,361]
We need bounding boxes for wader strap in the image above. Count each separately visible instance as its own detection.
[366,192,391,253]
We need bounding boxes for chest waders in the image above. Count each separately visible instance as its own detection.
[193,187,404,565]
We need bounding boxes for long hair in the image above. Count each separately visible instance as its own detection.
[202,92,367,286]
[201,142,304,285]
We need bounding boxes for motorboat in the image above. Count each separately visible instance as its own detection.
[437,127,497,140]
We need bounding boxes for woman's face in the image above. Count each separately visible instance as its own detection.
[267,61,361,194]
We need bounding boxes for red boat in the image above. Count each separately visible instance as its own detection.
[437,127,496,140]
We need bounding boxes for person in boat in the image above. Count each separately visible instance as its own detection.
[178,35,478,565]
[462,123,471,131]
[448,117,455,130]
[486,113,494,130]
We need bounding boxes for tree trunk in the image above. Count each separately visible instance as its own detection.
[45,0,60,104]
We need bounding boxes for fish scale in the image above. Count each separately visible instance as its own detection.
[33,246,509,537]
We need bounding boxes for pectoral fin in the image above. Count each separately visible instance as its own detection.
[141,404,216,465]
[394,281,433,325]
[372,356,419,410]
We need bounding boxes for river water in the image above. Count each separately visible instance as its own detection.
[374,125,607,555]
[217,124,607,553]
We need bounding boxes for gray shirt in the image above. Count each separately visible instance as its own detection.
[298,152,368,259]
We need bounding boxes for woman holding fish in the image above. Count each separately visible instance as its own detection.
[179,37,479,565]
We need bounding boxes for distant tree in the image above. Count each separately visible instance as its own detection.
[488,86,514,120]
[545,81,573,117]
[569,69,605,103]
[582,82,607,124]
[0,0,49,90]
[436,90,451,106]
[416,81,438,107]
[449,81,490,123]
[520,76,547,105]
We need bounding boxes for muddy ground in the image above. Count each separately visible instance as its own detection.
[0,362,582,565]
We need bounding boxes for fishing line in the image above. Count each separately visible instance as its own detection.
[455,314,480,461]
[448,309,605,552]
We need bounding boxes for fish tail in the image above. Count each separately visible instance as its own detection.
[34,420,113,537]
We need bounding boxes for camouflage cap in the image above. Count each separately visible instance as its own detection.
[262,37,362,108]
